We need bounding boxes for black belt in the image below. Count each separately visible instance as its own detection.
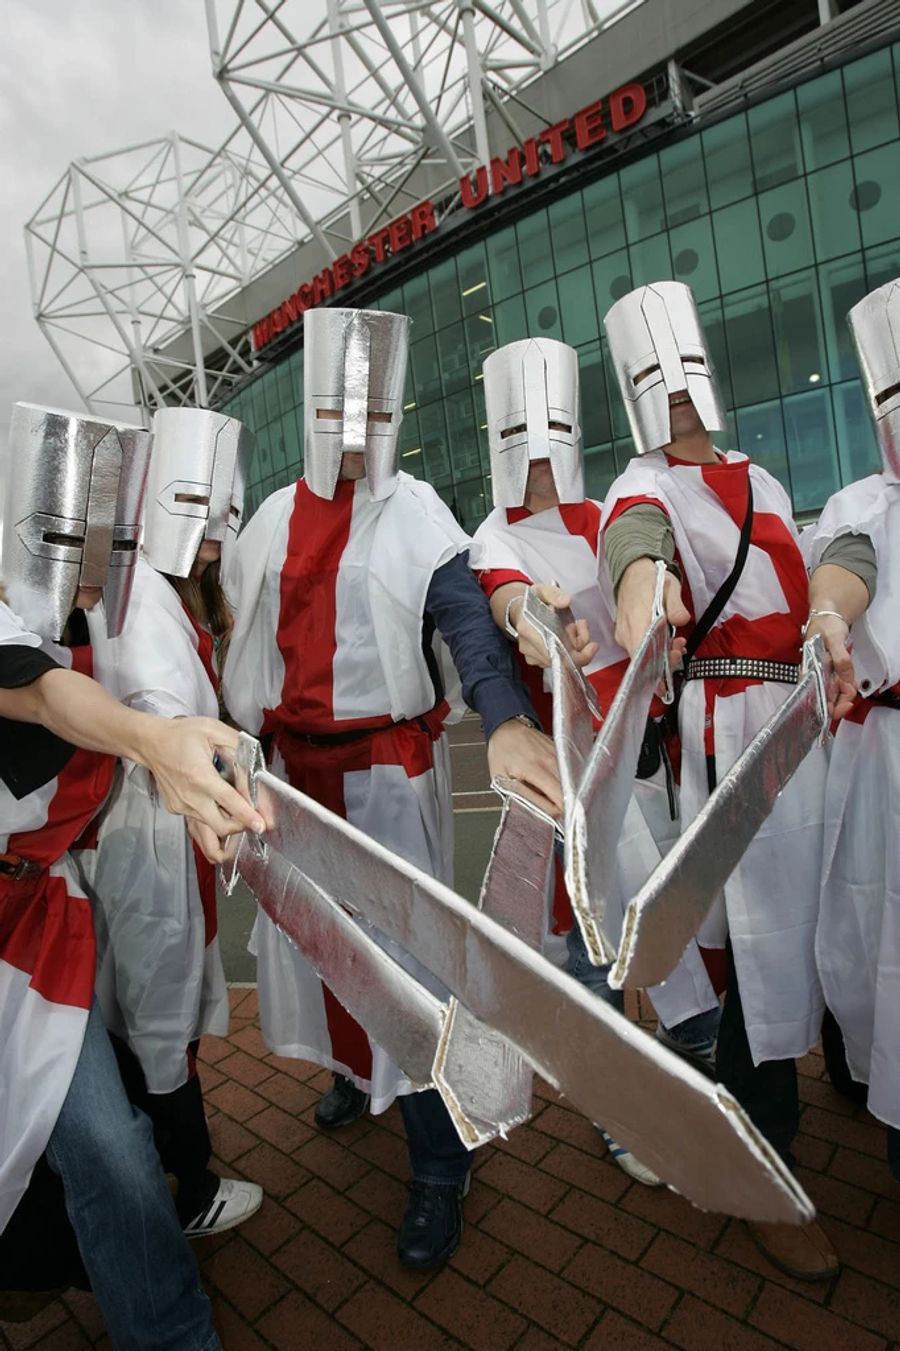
[0,852,44,881]
[282,725,387,748]
[873,689,900,711]
[684,657,799,684]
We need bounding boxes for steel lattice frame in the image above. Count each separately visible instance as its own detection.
[26,0,644,418]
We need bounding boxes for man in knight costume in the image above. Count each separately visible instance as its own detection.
[805,278,900,1183]
[0,402,262,1344]
[471,337,721,1186]
[223,307,562,1270]
[598,283,837,1280]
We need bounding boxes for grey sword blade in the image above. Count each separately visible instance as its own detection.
[226,737,812,1224]
[611,639,829,992]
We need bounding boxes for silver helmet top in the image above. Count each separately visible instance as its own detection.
[483,338,584,509]
[143,407,253,578]
[848,278,900,481]
[2,403,151,641]
[603,281,727,456]
[303,307,410,501]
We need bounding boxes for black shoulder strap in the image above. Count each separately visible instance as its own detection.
[682,475,755,667]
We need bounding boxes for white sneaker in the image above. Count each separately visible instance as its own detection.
[596,1128,663,1188]
[183,1178,264,1238]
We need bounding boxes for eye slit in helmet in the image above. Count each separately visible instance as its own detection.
[229,503,241,518]
[368,410,393,424]
[43,530,85,546]
[499,422,528,440]
[111,539,138,552]
[633,364,660,386]
[316,407,343,420]
[875,379,900,406]
[548,420,573,433]
[174,493,211,506]
[682,353,706,367]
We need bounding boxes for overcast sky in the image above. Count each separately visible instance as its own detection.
[0,0,239,458]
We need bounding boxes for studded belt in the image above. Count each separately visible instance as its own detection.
[0,851,44,881]
[683,657,799,685]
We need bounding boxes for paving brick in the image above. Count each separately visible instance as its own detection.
[202,1235,290,1321]
[532,1076,560,1104]
[538,1141,629,1205]
[264,1053,322,1082]
[349,1123,410,1178]
[465,1177,503,1227]
[206,1078,268,1123]
[346,1167,407,1225]
[228,986,255,1015]
[640,1231,759,1318]
[198,1033,235,1066]
[750,1282,887,1351]
[227,1020,268,1059]
[338,1281,455,1351]
[791,1131,835,1173]
[475,1152,569,1216]
[341,1218,434,1298]
[583,1310,674,1351]
[61,1290,106,1343]
[32,1323,92,1350]
[210,1297,270,1350]
[794,1163,875,1227]
[480,1197,582,1273]
[823,1215,900,1288]
[253,1068,321,1116]
[488,1255,601,1347]
[234,1140,311,1199]
[801,1106,886,1159]
[208,1112,258,1164]
[712,1219,829,1304]
[512,1329,570,1351]
[447,1224,511,1287]
[620,1180,730,1250]
[563,1242,677,1330]
[232,1194,299,1257]
[549,1189,655,1261]
[215,1048,274,1089]
[797,1074,861,1117]
[257,1291,364,1351]
[0,1299,69,1350]
[530,1103,604,1154]
[664,1292,785,1351]
[829,1146,900,1199]
[198,1061,227,1094]
[246,1101,316,1155]
[495,1124,555,1166]
[285,1175,369,1245]
[797,1049,826,1080]
[272,1227,366,1311]
[416,1268,526,1351]
[295,1133,373,1190]
[831,1268,900,1341]
[869,1196,900,1243]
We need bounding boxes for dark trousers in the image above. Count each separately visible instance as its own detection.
[715,943,799,1166]
[399,1089,471,1185]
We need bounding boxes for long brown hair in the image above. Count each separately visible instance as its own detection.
[165,559,232,675]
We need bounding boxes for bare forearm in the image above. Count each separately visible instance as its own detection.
[488,581,527,634]
[808,563,870,626]
[0,667,157,768]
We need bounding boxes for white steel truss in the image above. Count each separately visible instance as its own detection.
[26,0,647,418]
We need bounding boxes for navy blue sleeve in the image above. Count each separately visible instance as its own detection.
[425,552,539,740]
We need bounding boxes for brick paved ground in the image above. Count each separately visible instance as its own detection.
[4,984,900,1351]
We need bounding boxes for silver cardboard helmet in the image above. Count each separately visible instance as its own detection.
[848,279,900,481]
[483,338,584,508]
[143,407,253,577]
[2,403,151,641]
[303,308,410,501]
[604,281,727,455]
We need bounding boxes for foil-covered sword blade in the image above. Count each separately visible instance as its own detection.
[225,739,813,1224]
[611,639,829,992]
[432,787,555,1146]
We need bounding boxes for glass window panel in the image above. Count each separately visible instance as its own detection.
[557,266,598,347]
[254,429,272,480]
[524,280,562,339]
[402,369,416,416]
[379,287,403,314]
[722,286,780,406]
[697,297,734,410]
[445,389,482,480]
[436,321,470,395]
[748,91,802,192]
[263,373,282,424]
[549,193,589,273]
[832,379,880,484]
[769,271,827,396]
[410,334,442,405]
[628,233,672,287]
[275,365,292,417]
[493,293,528,345]
[281,411,300,466]
[844,49,899,155]
[619,156,666,242]
[464,310,496,381]
[712,199,765,294]
[419,402,451,485]
[579,342,613,448]
[591,248,633,315]
[398,409,423,479]
[735,401,791,495]
[852,144,900,249]
[669,217,720,301]
[583,173,626,257]
[864,239,900,290]
[403,272,434,333]
[659,138,709,227]
[818,254,869,383]
[797,70,850,171]
[758,178,814,278]
[457,242,491,316]
[583,444,619,501]
[516,209,555,285]
[251,381,267,430]
[429,257,462,329]
[703,114,753,210]
[806,160,861,262]
[782,387,840,513]
[454,477,491,532]
[472,383,489,463]
[486,225,523,302]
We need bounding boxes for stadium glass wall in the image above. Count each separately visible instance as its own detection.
[223,41,900,530]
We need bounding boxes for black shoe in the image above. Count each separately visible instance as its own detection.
[396,1175,469,1271]
[314,1073,370,1129]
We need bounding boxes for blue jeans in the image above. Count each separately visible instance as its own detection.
[45,1001,220,1351]
[399,1089,471,1186]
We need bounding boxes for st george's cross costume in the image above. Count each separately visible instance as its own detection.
[600,284,827,1076]
[223,308,537,1115]
[0,403,150,1234]
[808,280,900,1135]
